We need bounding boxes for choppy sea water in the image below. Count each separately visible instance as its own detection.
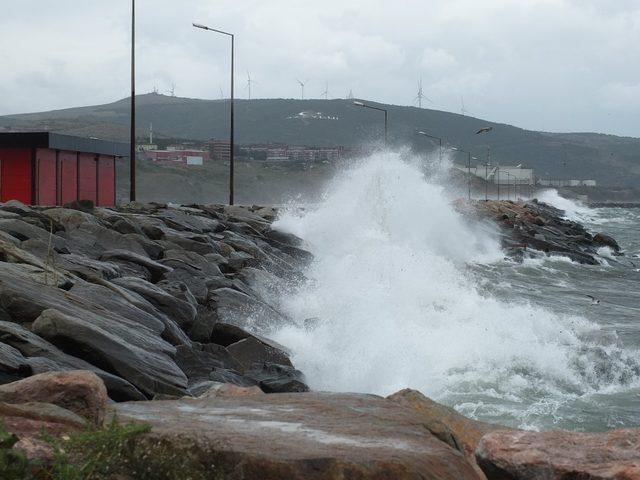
[268,152,640,432]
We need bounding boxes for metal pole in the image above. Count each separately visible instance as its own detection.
[129,0,136,202]
[467,152,471,201]
[439,137,442,166]
[497,168,500,200]
[384,109,388,147]
[229,34,235,205]
[485,164,488,201]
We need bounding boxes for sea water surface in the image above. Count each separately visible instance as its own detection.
[268,152,640,432]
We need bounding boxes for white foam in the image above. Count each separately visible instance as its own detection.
[271,152,640,428]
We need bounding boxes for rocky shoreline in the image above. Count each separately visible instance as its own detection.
[462,198,622,264]
[0,199,637,479]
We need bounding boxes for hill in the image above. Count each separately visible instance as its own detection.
[1,93,639,187]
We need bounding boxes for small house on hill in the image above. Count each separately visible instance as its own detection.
[0,132,128,207]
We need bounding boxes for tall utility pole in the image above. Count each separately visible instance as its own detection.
[193,23,235,205]
[129,0,136,202]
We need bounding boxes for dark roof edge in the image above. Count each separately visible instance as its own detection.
[0,132,129,157]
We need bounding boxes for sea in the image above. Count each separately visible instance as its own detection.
[266,151,640,432]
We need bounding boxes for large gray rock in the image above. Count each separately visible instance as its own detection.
[0,342,31,383]
[208,287,289,331]
[227,336,292,372]
[0,218,67,251]
[41,208,101,231]
[33,309,187,398]
[63,223,148,259]
[245,362,308,393]
[112,277,197,330]
[99,249,172,281]
[0,321,144,401]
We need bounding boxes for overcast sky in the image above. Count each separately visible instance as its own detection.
[1,0,639,136]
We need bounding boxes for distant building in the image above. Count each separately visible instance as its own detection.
[464,164,535,185]
[209,140,231,162]
[0,132,126,206]
[242,143,365,162]
[144,148,209,166]
[537,179,597,187]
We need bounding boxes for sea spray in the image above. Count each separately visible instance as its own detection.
[270,152,640,429]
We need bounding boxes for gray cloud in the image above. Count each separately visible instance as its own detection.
[1,0,639,136]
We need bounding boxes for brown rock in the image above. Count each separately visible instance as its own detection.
[476,428,640,480]
[388,389,503,479]
[116,392,482,479]
[0,370,108,424]
[197,382,264,398]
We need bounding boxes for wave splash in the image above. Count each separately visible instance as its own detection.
[270,152,639,429]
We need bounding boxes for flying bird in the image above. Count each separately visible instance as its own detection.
[476,127,493,135]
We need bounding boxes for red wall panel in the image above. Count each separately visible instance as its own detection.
[78,153,97,204]
[36,148,56,206]
[58,151,78,205]
[97,155,115,207]
[0,148,32,204]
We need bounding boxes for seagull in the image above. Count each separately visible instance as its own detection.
[586,295,600,305]
[476,126,493,134]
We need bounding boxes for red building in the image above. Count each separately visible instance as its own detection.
[0,132,127,207]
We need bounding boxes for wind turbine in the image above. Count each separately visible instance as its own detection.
[296,79,308,100]
[168,83,176,97]
[246,71,256,100]
[460,96,470,116]
[415,77,432,108]
[321,81,330,100]
[347,89,354,100]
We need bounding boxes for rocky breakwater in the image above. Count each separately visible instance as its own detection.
[0,199,310,401]
[461,199,622,264]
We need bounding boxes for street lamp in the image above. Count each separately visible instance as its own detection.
[450,147,477,201]
[353,101,388,147]
[418,131,443,165]
[129,0,136,202]
[484,163,492,201]
[193,22,235,205]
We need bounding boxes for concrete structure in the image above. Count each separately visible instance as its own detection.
[538,179,597,187]
[143,148,209,166]
[465,164,535,185]
[0,132,127,206]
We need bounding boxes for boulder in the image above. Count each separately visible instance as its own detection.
[196,382,263,398]
[208,287,289,331]
[41,207,101,231]
[0,218,67,251]
[244,362,308,393]
[476,428,640,480]
[174,343,242,381]
[63,223,148,259]
[227,336,293,372]
[0,321,145,401]
[388,389,503,479]
[32,309,187,398]
[0,370,107,424]
[115,392,482,479]
[100,249,172,281]
[0,342,31,383]
[112,277,197,330]
[594,233,621,252]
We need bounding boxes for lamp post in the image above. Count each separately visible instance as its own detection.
[193,22,235,205]
[484,162,492,201]
[475,126,493,202]
[450,147,477,201]
[129,0,136,202]
[417,131,443,165]
[353,101,387,147]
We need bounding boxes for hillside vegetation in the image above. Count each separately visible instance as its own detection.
[1,93,639,187]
